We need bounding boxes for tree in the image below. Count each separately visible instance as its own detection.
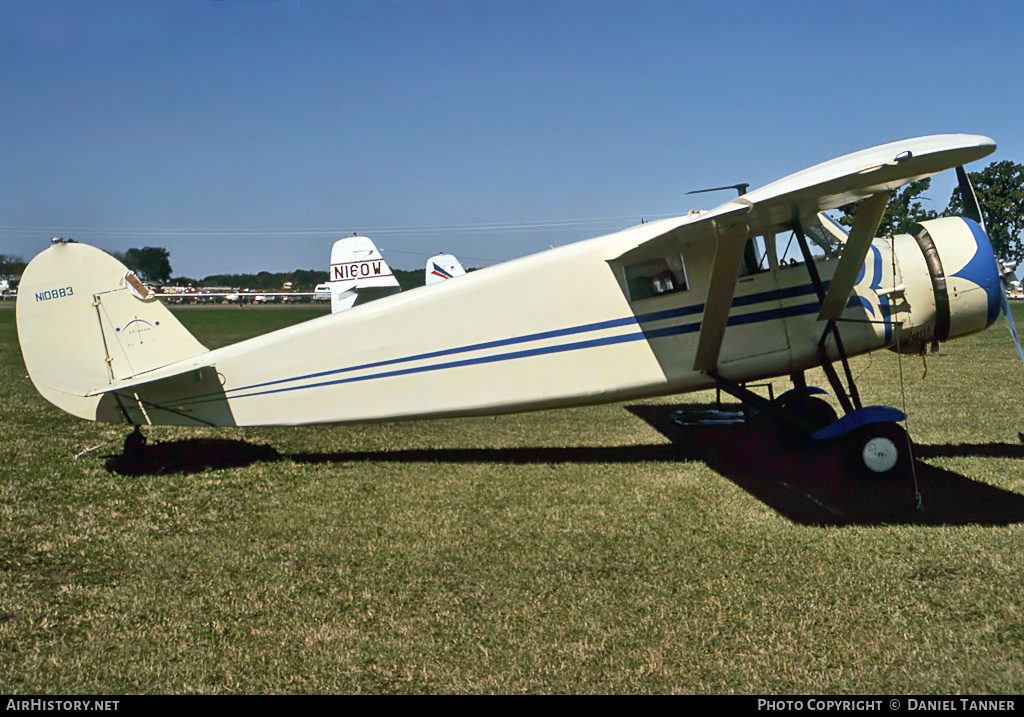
[837,178,938,236]
[290,269,329,291]
[943,160,1024,265]
[122,247,173,284]
[0,254,26,278]
[393,268,425,291]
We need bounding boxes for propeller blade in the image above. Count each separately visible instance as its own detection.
[686,183,750,197]
[956,166,1023,369]
[1001,291,1024,369]
[956,165,987,234]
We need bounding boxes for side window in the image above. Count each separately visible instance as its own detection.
[739,236,771,276]
[624,254,688,302]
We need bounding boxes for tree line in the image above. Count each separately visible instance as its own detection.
[1,244,426,291]
[0,254,27,278]
[196,267,425,292]
[110,247,428,290]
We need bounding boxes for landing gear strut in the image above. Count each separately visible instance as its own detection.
[707,218,915,478]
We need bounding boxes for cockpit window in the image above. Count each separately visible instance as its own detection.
[624,254,688,301]
[816,211,850,244]
[804,224,843,257]
[777,214,843,267]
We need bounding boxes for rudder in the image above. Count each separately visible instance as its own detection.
[17,242,208,420]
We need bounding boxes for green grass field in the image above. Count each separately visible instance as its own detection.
[2,304,1023,694]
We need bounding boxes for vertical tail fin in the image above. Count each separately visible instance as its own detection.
[16,241,207,420]
[328,235,401,313]
[425,253,466,285]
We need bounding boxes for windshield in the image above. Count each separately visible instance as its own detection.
[776,214,844,266]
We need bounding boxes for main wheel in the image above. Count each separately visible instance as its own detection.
[787,396,839,432]
[775,396,838,446]
[846,422,912,478]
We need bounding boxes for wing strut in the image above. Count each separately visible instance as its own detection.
[692,222,751,372]
[792,221,863,414]
[817,192,889,321]
[791,192,888,413]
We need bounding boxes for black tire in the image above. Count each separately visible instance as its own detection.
[846,422,912,478]
[776,396,839,446]
[787,396,839,432]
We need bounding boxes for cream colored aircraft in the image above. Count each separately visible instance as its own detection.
[16,134,1012,476]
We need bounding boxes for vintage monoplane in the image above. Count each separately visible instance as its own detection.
[16,134,1015,476]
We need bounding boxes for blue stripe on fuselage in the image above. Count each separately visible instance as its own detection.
[155,282,837,407]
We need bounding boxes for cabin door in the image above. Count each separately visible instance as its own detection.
[718,236,791,364]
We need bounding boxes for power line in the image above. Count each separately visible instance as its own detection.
[0,213,677,241]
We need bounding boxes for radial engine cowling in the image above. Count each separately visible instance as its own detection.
[903,216,1003,346]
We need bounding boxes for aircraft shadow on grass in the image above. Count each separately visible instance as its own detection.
[626,403,1024,527]
[105,438,281,477]
[105,405,1024,527]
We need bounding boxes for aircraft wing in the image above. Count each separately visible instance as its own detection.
[612,134,996,372]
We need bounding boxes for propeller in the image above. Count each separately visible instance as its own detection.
[957,166,1024,367]
[686,183,749,197]
[956,166,986,232]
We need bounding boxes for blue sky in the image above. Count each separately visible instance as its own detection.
[2,0,1022,278]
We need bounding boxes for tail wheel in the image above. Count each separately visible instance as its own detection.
[847,422,912,478]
